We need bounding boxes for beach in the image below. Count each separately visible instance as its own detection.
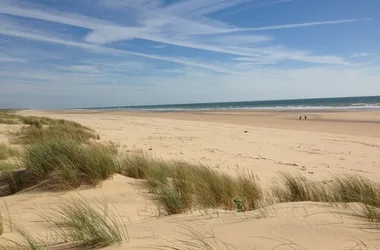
[18,109,380,185]
[1,109,380,249]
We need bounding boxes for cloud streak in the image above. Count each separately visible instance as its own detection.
[0,0,365,66]
[0,18,237,74]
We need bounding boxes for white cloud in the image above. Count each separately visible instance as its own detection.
[0,0,364,66]
[352,52,375,57]
[0,17,236,74]
[59,65,102,74]
[0,56,26,62]
[0,0,113,29]
[224,0,293,15]
[223,19,364,33]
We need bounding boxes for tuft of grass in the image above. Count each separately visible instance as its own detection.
[0,222,42,250]
[145,163,171,193]
[171,162,194,210]
[0,162,22,195]
[191,166,237,210]
[329,175,380,205]
[235,171,262,211]
[271,172,328,203]
[20,117,42,128]
[120,152,262,215]
[119,151,159,179]
[0,118,20,125]
[88,140,119,155]
[327,175,380,223]
[359,204,380,223]
[0,111,20,125]
[23,139,118,190]
[158,186,188,215]
[50,197,127,248]
[12,123,98,145]
[0,144,19,161]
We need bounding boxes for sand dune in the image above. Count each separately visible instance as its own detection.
[0,110,379,249]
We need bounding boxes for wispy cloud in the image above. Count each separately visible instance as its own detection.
[0,0,112,29]
[0,17,236,74]
[223,0,293,15]
[222,19,365,33]
[0,56,26,62]
[0,0,365,67]
[351,52,375,57]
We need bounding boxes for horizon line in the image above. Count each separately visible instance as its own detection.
[75,95,380,110]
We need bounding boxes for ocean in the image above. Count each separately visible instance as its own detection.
[82,96,380,112]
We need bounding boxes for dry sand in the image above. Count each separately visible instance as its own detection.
[0,109,380,249]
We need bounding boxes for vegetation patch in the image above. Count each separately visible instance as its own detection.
[0,144,19,161]
[11,121,98,145]
[119,153,262,215]
[0,162,23,195]
[22,139,117,190]
[271,172,329,203]
[50,197,127,248]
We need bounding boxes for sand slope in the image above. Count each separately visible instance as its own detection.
[2,174,379,250]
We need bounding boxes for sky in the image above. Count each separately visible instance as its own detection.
[0,0,380,109]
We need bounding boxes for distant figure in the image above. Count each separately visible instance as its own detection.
[299,116,302,120]
[304,116,307,120]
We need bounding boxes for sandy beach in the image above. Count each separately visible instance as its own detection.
[1,109,380,249]
[18,110,380,184]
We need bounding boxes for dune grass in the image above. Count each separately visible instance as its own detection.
[0,223,42,250]
[271,172,330,203]
[0,111,20,125]
[119,153,262,215]
[22,139,118,190]
[329,175,380,205]
[0,111,99,145]
[272,172,380,204]
[190,165,237,211]
[235,171,263,212]
[0,198,126,249]
[0,162,22,195]
[0,144,19,161]
[328,175,380,223]
[270,172,380,224]
[0,118,20,125]
[12,121,99,145]
[50,197,127,248]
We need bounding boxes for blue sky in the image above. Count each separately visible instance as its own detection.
[0,0,379,108]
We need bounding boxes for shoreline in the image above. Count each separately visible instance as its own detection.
[69,107,380,113]
[41,109,380,137]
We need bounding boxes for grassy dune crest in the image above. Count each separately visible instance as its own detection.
[119,152,263,214]
[23,139,118,190]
